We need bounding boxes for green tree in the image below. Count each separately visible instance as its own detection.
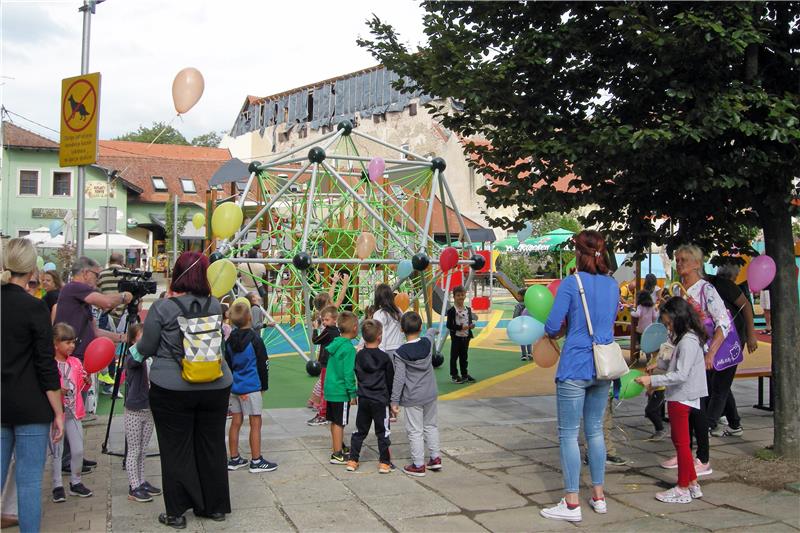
[164,196,189,262]
[115,122,189,145]
[360,3,800,459]
[191,131,223,148]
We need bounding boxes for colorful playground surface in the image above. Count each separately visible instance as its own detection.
[96,296,773,414]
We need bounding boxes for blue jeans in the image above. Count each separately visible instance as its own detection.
[1,423,50,533]
[556,379,610,493]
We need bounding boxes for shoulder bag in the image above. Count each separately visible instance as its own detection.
[574,274,628,380]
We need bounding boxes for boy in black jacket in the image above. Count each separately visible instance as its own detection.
[445,285,476,383]
[308,306,340,426]
[346,319,395,473]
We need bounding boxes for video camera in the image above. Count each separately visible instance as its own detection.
[116,268,158,301]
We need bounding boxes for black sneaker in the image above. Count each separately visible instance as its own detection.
[227,456,248,471]
[158,513,187,529]
[128,485,153,503]
[463,375,476,383]
[330,451,347,465]
[141,480,162,496]
[307,415,328,426]
[83,458,97,468]
[68,482,93,498]
[342,444,350,456]
[62,464,93,475]
[249,457,278,473]
[52,487,66,503]
[606,455,629,466]
[450,376,464,384]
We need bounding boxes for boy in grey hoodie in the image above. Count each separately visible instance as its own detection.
[390,312,441,477]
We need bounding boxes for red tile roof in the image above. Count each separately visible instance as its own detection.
[2,121,59,150]
[97,141,231,206]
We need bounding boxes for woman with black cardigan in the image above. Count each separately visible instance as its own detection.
[136,252,232,529]
[1,238,64,533]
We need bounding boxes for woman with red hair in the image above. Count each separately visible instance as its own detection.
[136,252,232,528]
[540,230,620,522]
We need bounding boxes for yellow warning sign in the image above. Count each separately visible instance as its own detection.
[60,72,101,167]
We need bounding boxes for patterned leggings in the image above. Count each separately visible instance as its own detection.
[124,408,154,490]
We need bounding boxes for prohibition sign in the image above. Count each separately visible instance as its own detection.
[62,78,97,133]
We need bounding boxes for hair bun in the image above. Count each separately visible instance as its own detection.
[0,270,11,285]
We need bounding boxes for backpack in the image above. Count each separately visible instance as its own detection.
[171,297,224,383]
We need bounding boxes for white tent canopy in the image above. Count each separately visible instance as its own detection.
[37,235,67,248]
[83,233,147,250]
[23,227,54,246]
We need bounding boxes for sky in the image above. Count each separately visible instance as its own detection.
[0,0,427,143]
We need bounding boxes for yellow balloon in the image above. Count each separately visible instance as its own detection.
[211,203,243,239]
[192,213,206,230]
[232,296,250,308]
[207,259,237,298]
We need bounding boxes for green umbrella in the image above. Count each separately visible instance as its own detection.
[494,237,520,251]
[521,228,574,252]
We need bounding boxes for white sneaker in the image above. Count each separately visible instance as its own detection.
[540,498,582,522]
[588,497,607,514]
[719,416,728,426]
[689,483,703,499]
[656,486,692,504]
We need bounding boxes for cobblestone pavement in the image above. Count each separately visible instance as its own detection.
[22,380,800,532]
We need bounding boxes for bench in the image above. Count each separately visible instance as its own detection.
[734,366,773,411]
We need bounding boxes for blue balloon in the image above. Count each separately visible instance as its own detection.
[641,322,668,354]
[43,262,57,272]
[397,259,413,280]
[507,315,545,345]
[517,221,533,243]
[48,220,62,238]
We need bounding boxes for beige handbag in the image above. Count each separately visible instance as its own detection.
[574,274,629,380]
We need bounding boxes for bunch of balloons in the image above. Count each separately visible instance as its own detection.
[507,284,555,348]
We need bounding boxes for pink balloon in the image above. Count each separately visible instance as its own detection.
[547,279,562,297]
[172,67,205,115]
[747,254,776,292]
[439,247,459,272]
[367,157,385,182]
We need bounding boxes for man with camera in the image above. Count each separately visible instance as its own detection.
[96,254,132,395]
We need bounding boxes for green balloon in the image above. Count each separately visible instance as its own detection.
[524,284,555,323]
[619,369,645,399]
[36,256,44,270]
[566,257,576,272]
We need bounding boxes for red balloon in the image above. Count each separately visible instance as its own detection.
[83,337,116,373]
[138,308,148,323]
[547,279,562,297]
[439,247,459,272]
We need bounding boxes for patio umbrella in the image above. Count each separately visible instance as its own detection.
[83,233,148,250]
[521,228,575,252]
[493,237,520,251]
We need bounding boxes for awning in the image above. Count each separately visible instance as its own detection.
[83,233,148,250]
[150,214,206,240]
[209,158,250,186]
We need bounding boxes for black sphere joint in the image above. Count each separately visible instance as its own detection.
[209,251,224,263]
[432,352,444,368]
[337,120,353,135]
[248,161,262,174]
[411,253,430,271]
[430,157,447,172]
[306,360,322,377]
[469,254,486,270]
[308,147,326,163]
[293,252,312,270]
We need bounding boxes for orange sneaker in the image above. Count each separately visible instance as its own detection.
[378,463,395,474]
[346,460,359,472]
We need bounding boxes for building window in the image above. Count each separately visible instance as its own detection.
[152,176,168,192]
[17,230,30,237]
[19,170,39,195]
[409,103,418,116]
[53,171,71,196]
[180,178,196,193]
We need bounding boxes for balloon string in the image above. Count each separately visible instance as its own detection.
[114,115,180,180]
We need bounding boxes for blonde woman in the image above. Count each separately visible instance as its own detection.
[1,238,65,532]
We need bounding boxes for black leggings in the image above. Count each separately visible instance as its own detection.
[705,366,741,430]
[149,383,231,518]
[450,336,470,378]
[645,390,666,432]
[688,401,710,464]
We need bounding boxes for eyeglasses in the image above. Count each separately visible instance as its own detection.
[85,270,101,280]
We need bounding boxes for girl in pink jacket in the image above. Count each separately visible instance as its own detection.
[50,323,93,502]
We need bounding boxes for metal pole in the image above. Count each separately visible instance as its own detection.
[420,169,439,249]
[173,195,178,267]
[75,0,94,257]
[300,164,318,252]
[104,170,110,261]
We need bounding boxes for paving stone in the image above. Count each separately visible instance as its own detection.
[701,483,800,523]
[390,514,488,532]
[668,507,776,530]
[209,505,293,531]
[638,465,729,484]
[589,515,701,532]
[474,505,575,532]
[361,491,459,520]
[716,522,800,533]
[592,472,655,493]
[281,500,390,532]
[488,469,565,495]
[270,474,352,505]
[571,498,648,527]
[472,457,536,470]
[343,471,424,498]
[435,482,528,512]
[611,488,717,514]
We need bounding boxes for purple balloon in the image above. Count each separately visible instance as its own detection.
[521,309,529,316]
[367,157,385,182]
[747,254,776,292]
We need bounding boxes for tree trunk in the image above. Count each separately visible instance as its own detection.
[762,209,800,462]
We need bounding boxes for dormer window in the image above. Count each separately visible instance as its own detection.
[152,177,168,192]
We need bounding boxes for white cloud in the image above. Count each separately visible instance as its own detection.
[1,0,426,141]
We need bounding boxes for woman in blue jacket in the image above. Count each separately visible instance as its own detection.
[540,230,620,523]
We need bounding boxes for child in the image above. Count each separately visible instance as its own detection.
[323,311,359,464]
[372,283,404,356]
[391,312,441,477]
[50,323,93,502]
[346,319,395,473]
[220,303,232,340]
[307,306,340,426]
[245,291,266,335]
[636,297,708,504]
[513,289,532,361]
[124,324,162,502]
[445,285,476,383]
[225,302,277,473]
[631,290,658,334]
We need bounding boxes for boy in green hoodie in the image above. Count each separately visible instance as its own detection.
[323,311,359,464]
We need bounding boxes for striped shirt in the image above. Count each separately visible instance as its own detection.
[97,264,130,320]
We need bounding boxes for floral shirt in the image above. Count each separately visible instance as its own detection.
[685,279,731,339]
